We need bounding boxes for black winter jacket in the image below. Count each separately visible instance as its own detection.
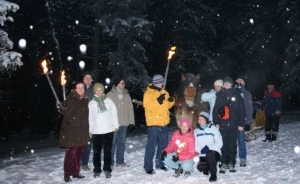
[212,88,246,129]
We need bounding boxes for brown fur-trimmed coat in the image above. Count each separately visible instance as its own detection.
[59,90,89,148]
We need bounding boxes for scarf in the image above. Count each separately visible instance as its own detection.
[93,94,107,113]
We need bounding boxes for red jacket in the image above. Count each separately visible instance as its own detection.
[163,130,196,161]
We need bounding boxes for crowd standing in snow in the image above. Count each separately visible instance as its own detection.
[56,73,284,183]
[107,76,135,169]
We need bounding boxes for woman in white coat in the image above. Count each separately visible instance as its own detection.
[89,83,119,178]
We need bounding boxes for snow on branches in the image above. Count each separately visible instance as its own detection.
[0,0,22,75]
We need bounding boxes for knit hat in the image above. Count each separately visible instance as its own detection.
[93,83,104,92]
[199,111,210,123]
[152,74,164,84]
[223,76,233,85]
[214,79,223,87]
[113,75,124,86]
[180,118,192,129]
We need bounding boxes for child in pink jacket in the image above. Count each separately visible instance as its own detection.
[161,119,196,177]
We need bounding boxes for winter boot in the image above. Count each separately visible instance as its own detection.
[104,171,112,178]
[219,164,227,174]
[72,173,85,179]
[229,163,236,173]
[173,166,182,178]
[146,169,156,175]
[160,166,169,171]
[240,159,246,167]
[209,174,217,182]
[64,176,71,182]
[271,134,277,141]
[263,135,272,142]
[184,171,191,178]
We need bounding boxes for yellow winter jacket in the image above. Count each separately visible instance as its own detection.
[143,84,175,126]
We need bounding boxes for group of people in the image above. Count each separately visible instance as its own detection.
[57,72,283,183]
[58,73,135,182]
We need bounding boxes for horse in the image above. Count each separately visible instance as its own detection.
[173,73,208,129]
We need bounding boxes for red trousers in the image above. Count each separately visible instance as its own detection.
[64,146,85,176]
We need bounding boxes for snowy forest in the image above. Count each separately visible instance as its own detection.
[0,0,300,139]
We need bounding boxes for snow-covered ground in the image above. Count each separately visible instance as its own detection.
[1,112,300,184]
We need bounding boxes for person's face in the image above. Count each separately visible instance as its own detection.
[180,122,189,134]
[198,116,207,127]
[95,88,104,97]
[214,85,222,92]
[83,74,93,86]
[155,82,164,88]
[267,84,274,93]
[223,82,232,89]
[75,83,85,96]
[117,80,125,90]
[236,78,245,86]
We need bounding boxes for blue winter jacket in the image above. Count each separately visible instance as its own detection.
[261,89,283,117]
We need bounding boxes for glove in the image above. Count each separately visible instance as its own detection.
[172,155,179,162]
[157,94,166,105]
[114,128,119,132]
[128,124,135,132]
[62,101,68,107]
[89,132,92,138]
[168,97,174,102]
[244,124,251,131]
[161,151,167,161]
[200,145,209,154]
[218,106,225,118]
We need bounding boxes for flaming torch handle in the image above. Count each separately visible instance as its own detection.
[45,73,60,103]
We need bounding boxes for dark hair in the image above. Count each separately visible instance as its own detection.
[83,72,93,79]
[74,81,85,89]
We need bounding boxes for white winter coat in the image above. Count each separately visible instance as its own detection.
[201,89,217,123]
[88,96,119,134]
[194,123,223,156]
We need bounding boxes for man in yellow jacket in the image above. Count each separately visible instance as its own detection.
[143,74,175,174]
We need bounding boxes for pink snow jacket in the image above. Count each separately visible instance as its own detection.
[163,130,196,161]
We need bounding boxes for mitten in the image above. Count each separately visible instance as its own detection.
[244,124,251,131]
[200,145,209,154]
[172,155,179,162]
[157,94,166,104]
[128,124,135,132]
[168,97,174,102]
[161,151,167,161]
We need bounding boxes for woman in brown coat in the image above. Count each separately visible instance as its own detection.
[59,82,89,182]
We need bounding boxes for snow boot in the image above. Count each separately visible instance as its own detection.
[229,163,236,173]
[219,164,227,174]
[104,171,112,178]
[263,135,272,142]
[240,160,246,167]
[184,171,191,178]
[271,134,277,141]
[64,176,71,182]
[72,173,85,179]
[146,169,156,175]
[94,172,101,178]
[173,166,182,178]
[209,174,217,182]
[160,166,169,171]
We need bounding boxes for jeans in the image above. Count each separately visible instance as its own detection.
[144,126,168,171]
[163,152,194,172]
[81,140,92,166]
[111,126,127,165]
[237,130,247,160]
[64,146,85,176]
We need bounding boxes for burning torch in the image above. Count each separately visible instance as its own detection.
[163,46,176,90]
[41,60,60,105]
[61,70,68,107]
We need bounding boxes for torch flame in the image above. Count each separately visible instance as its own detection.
[61,70,66,86]
[167,46,176,60]
[41,60,48,74]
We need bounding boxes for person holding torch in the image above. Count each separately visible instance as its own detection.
[58,82,90,182]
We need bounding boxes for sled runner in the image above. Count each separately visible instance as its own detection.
[245,106,266,142]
